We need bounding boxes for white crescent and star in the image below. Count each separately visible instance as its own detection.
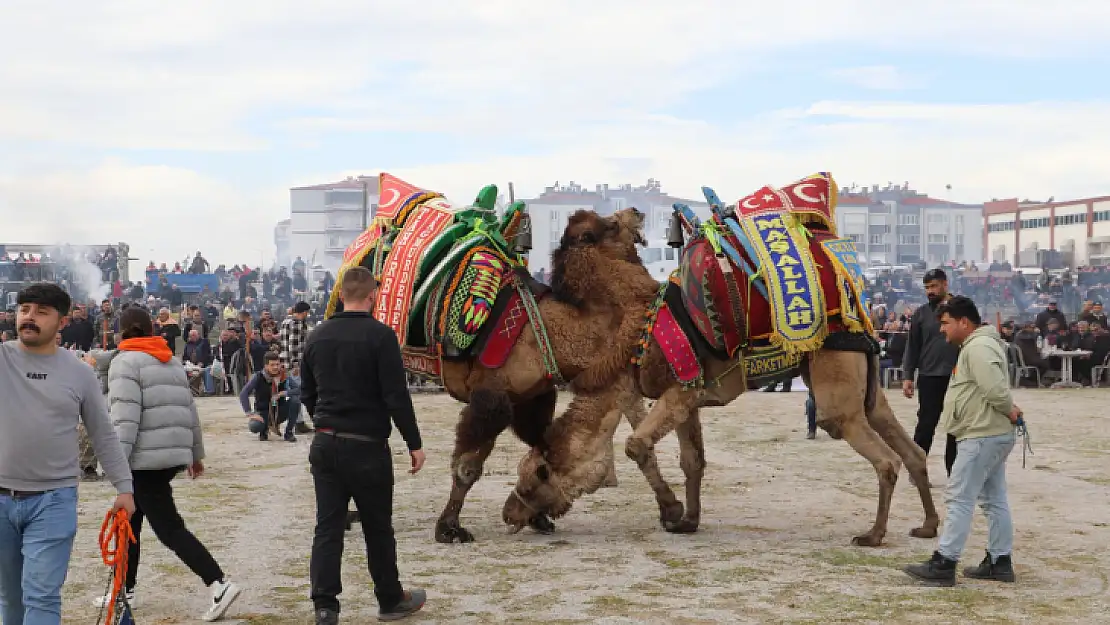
[741,197,760,209]
[792,182,825,205]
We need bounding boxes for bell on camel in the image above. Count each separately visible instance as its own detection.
[514,213,533,253]
[667,213,685,248]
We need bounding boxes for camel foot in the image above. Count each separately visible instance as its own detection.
[434,519,475,544]
[664,517,700,534]
[910,526,939,539]
[528,514,556,535]
[851,532,886,547]
[658,501,685,528]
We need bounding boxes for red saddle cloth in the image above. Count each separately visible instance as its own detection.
[674,228,851,352]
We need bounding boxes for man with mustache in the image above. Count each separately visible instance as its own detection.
[902,268,961,482]
[0,283,135,625]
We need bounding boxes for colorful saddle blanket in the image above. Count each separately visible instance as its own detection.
[327,173,530,377]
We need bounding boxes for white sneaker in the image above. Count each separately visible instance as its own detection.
[93,589,135,608]
[201,579,242,621]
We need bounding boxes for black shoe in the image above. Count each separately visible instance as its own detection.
[315,607,338,625]
[259,432,269,441]
[904,551,957,586]
[284,433,297,443]
[805,429,816,440]
[963,551,1015,582]
[378,589,426,621]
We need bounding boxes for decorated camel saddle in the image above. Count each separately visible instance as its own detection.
[635,172,876,389]
[327,173,541,378]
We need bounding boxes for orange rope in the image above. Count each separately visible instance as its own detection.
[97,509,135,625]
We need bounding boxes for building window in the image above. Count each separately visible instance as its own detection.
[1019,217,1050,229]
[848,234,862,243]
[612,198,627,211]
[899,234,920,245]
[956,234,964,245]
[928,213,948,223]
[325,190,363,206]
[1055,213,1087,226]
[928,234,948,244]
[898,214,918,226]
[664,248,675,261]
[869,234,883,245]
[955,214,964,233]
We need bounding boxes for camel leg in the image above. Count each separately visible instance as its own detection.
[435,389,515,544]
[866,388,941,539]
[624,386,696,528]
[667,408,706,534]
[810,354,901,547]
[508,390,561,535]
[601,389,646,489]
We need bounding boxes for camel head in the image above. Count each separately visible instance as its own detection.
[502,389,629,532]
[501,448,576,532]
[557,207,646,260]
[550,207,647,306]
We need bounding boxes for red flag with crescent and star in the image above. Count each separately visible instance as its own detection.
[377,172,426,221]
[733,172,838,233]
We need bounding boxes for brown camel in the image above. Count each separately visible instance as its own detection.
[502,213,941,547]
[427,207,661,543]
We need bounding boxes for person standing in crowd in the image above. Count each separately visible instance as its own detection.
[905,296,1021,586]
[902,268,961,481]
[279,301,311,371]
[95,306,242,621]
[93,298,119,350]
[60,304,94,351]
[300,267,426,624]
[0,283,135,625]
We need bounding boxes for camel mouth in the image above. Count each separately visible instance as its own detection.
[507,523,525,534]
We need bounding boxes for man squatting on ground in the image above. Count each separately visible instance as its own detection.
[0,283,136,625]
[300,267,426,623]
[903,267,961,480]
[905,295,1022,586]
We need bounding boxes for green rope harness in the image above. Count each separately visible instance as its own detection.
[517,278,564,384]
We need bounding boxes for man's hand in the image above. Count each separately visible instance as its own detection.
[187,461,205,479]
[902,379,915,399]
[409,449,425,474]
[1008,405,1023,425]
[111,493,136,518]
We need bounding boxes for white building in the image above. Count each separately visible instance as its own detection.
[522,179,710,278]
[833,183,983,266]
[274,176,378,272]
[984,194,1110,267]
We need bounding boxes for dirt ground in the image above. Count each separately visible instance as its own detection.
[63,387,1109,624]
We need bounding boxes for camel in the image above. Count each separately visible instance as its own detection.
[337,199,660,543]
[502,177,941,547]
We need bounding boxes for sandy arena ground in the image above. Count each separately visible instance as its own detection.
[62,387,1109,624]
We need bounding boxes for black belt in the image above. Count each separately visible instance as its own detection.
[0,487,48,499]
[315,428,382,443]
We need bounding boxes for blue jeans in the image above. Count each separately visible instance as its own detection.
[284,398,302,437]
[201,368,215,394]
[937,431,1017,561]
[0,487,79,625]
[805,391,816,432]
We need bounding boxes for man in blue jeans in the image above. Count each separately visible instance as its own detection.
[0,284,135,625]
[804,390,817,439]
[904,296,1021,587]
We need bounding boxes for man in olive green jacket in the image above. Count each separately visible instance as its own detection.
[905,296,1022,587]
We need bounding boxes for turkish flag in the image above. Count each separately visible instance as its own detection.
[377,173,426,220]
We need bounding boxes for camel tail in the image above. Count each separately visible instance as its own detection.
[864,353,880,415]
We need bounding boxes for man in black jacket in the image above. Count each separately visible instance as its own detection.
[300,267,426,624]
[902,268,961,479]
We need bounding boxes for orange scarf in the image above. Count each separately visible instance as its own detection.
[118,337,173,363]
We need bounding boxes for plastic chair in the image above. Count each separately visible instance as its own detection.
[1091,352,1110,387]
[1008,344,1041,388]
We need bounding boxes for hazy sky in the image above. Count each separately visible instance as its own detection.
[0,1,1107,267]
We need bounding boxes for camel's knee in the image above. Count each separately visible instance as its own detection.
[625,436,652,464]
[454,453,485,486]
[876,457,901,485]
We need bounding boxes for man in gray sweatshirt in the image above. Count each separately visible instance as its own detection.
[0,284,135,625]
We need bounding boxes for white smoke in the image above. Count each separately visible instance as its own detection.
[68,259,111,302]
[49,246,112,303]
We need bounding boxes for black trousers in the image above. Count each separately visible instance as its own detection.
[309,434,403,612]
[913,375,958,476]
[126,468,225,590]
